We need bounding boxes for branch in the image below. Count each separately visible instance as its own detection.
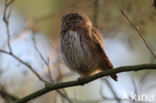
[117,0,156,59]
[0,89,18,101]
[15,63,156,103]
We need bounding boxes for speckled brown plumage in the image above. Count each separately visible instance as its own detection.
[59,12,117,81]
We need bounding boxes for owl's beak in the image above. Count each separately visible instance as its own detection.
[61,22,66,30]
[63,22,67,28]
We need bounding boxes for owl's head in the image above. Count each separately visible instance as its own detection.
[61,12,92,30]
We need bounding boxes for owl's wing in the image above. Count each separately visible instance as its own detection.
[72,25,110,65]
[71,26,105,54]
[90,27,105,53]
[71,25,117,81]
[90,27,114,67]
[90,27,117,81]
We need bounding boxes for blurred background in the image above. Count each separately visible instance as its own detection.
[0,0,156,103]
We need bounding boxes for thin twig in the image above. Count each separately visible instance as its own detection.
[2,0,48,85]
[32,34,54,83]
[56,72,73,82]
[117,0,156,59]
[139,71,151,86]
[0,89,18,101]
[0,49,47,83]
[56,64,74,103]
[33,13,54,23]
[15,63,156,103]
[32,34,74,103]
[93,1,120,102]
[47,58,54,83]
[93,0,99,28]
[52,64,74,103]
[32,34,48,66]
[130,77,138,94]
[99,86,122,102]
[3,0,14,53]
[57,90,73,103]
[152,0,156,8]
[101,79,121,103]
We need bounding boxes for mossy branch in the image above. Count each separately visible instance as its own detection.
[15,63,156,103]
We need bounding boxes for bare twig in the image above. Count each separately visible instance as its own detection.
[33,13,54,23]
[130,77,138,94]
[93,0,100,28]
[117,0,156,59]
[93,2,120,102]
[56,64,74,103]
[139,71,151,86]
[3,0,14,53]
[47,58,54,82]
[1,0,48,85]
[0,49,47,83]
[152,0,156,8]
[32,34,48,66]
[99,86,122,102]
[101,79,121,103]
[32,34,74,103]
[0,89,18,101]
[32,34,54,83]
[15,63,156,103]
[56,72,73,82]
[57,90,73,103]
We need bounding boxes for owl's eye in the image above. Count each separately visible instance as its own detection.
[69,18,75,22]
[64,22,67,27]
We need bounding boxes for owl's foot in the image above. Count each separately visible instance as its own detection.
[77,76,87,85]
[77,76,86,81]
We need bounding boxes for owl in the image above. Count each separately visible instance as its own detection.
[59,12,117,81]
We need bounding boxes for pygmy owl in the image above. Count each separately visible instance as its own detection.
[59,12,117,81]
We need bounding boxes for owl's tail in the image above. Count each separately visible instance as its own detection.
[110,74,118,81]
[100,52,118,81]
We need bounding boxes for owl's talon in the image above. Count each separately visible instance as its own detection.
[77,76,87,85]
[77,77,85,81]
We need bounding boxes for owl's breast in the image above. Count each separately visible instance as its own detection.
[60,30,91,70]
